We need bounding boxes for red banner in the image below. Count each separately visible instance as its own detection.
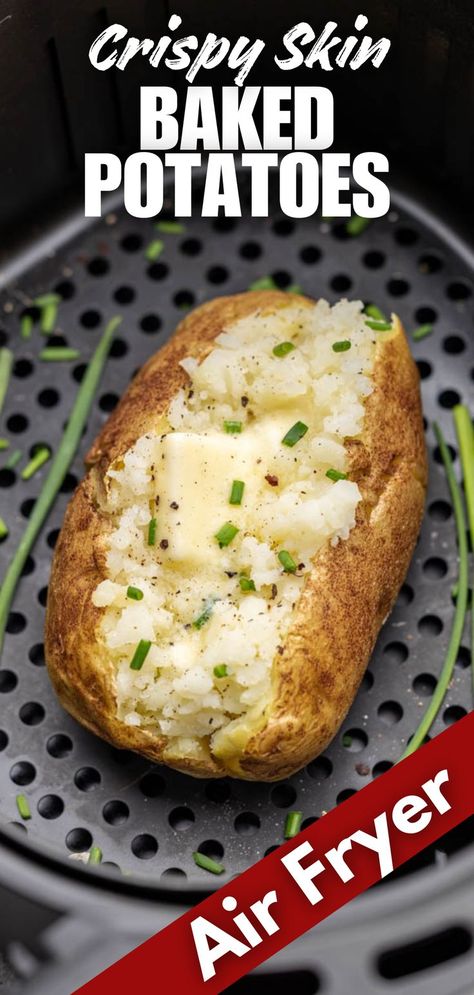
[77,712,474,995]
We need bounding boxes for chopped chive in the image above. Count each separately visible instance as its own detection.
[400,421,468,759]
[147,518,157,546]
[155,220,185,234]
[5,449,22,470]
[248,276,278,291]
[326,468,348,482]
[193,851,225,875]
[21,447,51,480]
[273,341,296,357]
[287,284,303,295]
[145,238,164,261]
[33,293,61,308]
[40,301,58,335]
[284,811,303,839]
[278,550,297,573]
[0,439,8,451]
[193,600,214,630]
[215,522,239,548]
[365,320,392,332]
[239,575,256,592]
[129,639,152,671]
[0,316,121,656]
[223,420,242,434]
[213,664,228,678]
[282,421,308,447]
[229,480,245,505]
[412,324,433,342]
[346,216,370,236]
[364,304,386,321]
[342,733,353,748]
[39,348,80,362]
[451,581,459,600]
[0,517,8,540]
[127,586,144,601]
[332,340,351,352]
[16,794,31,820]
[453,404,474,692]
[0,348,13,418]
[20,313,34,339]
[88,846,102,865]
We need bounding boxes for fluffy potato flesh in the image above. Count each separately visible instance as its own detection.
[92,300,376,760]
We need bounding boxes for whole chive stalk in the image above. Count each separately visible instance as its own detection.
[155,220,185,234]
[21,447,51,481]
[0,348,13,418]
[0,518,8,540]
[127,586,144,601]
[332,340,351,353]
[400,422,468,759]
[412,324,433,342]
[284,811,303,839]
[273,341,296,357]
[282,421,308,447]
[215,523,239,548]
[129,639,152,671]
[249,276,278,291]
[39,348,80,362]
[0,316,121,655]
[229,480,245,505]
[16,794,31,820]
[453,404,474,691]
[278,550,297,573]
[5,449,21,470]
[223,420,242,434]
[33,293,61,308]
[326,468,348,482]
[346,216,370,236]
[20,313,34,340]
[0,439,8,451]
[40,301,58,335]
[364,304,386,321]
[193,599,214,630]
[193,851,225,875]
[88,846,103,865]
[365,320,392,332]
[147,518,157,546]
[239,575,256,592]
[213,664,228,679]
[145,239,164,262]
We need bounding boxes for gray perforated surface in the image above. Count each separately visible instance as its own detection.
[0,191,472,890]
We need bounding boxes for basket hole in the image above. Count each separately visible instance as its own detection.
[161,867,187,879]
[55,280,75,299]
[418,253,443,274]
[103,800,129,825]
[10,761,36,785]
[264,845,280,857]
[443,334,465,355]
[180,238,202,256]
[80,310,102,329]
[378,700,403,725]
[362,250,385,269]
[360,670,374,691]
[0,731,8,751]
[131,834,158,859]
[415,306,437,325]
[197,839,224,861]
[37,587,48,607]
[13,359,34,378]
[428,499,452,521]
[456,646,470,669]
[271,784,297,808]
[174,290,195,309]
[0,670,18,692]
[47,734,73,758]
[240,241,262,260]
[120,234,143,252]
[66,828,93,852]
[377,926,472,981]
[342,728,368,751]
[372,761,394,777]
[307,756,332,779]
[60,473,78,494]
[38,388,60,408]
[330,274,352,293]
[443,705,467,725]
[74,767,101,791]
[418,614,443,636]
[140,314,162,334]
[272,270,292,289]
[139,772,166,797]
[234,812,260,835]
[20,556,35,578]
[207,266,229,284]
[169,806,195,831]
[433,442,456,464]
[147,262,169,281]
[273,219,295,236]
[212,218,236,233]
[29,643,45,666]
[387,278,410,297]
[438,389,461,409]
[394,226,418,246]
[72,363,87,383]
[446,281,471,301]
[205,779,231,803]
[423,557,448,579]
[19,702,45,726]
[412,673,437,696]
[416,359,432,380]
[0,469,16,488]
[300,246,322,264]
[47,529,60,549]
[398,583,414,605]
[99,392,119,413]
[38,794,64,819]
[114,285,135,305]
[337,788,357,804]
[87,257,109,276]
[7,612,26,634]
[301,817,318,830]
[7,414,28,434]
[110,337,128,358]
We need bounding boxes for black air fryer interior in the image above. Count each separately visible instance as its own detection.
[0,1,473,993]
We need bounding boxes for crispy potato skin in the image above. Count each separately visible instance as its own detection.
[45,292,427,781]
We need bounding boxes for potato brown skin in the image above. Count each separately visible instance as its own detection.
[45,292,427,781]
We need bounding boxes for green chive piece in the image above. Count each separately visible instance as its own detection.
[88,846,102,865]
[20,313,34,339]
[287,284,303,295]
[145,239,164,262]
[40,302,58,335]
[130,639,152,671]
[39,348,80,362]
[0,316,121,656]
[273,341,296,357]
[282,421,308,447]
[284,811,303,839]
[326,468,348,482]
[412,324,433,342]
[127,586,143,601]
[16,794,31,820]
[346,216,370,236]
[213,664,228,679]
[453,405,474,692]
[223,420,242,434]
[147,518,157,546]
[0,517,8,540]
[32,293,61,308]
[193,600,214,630]
[21,447,51,481]
[364,304,386,321]
[0,439,8,451]
[451,581,459,600]
[248,276,278,291]
[229,480,245,505]
[155,220,185,234]
[400,421,468,759]
[332,340,351,353]
[278,550,297,573]
[342,733,353,748]
[5,449,21,470]
[365,320,392,332]
[215,523,239,548]
[193,851,225,875]
[0,348,13,418]
[239,575,256,592]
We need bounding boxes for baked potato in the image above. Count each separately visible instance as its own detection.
[45,291,427,781]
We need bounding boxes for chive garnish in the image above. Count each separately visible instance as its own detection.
[39,348,80,362]
[127,586,144,601]
[332,340,351,353]
[342,733,353,748]
[155,220,185,234]
[223,420,242,434]
[365,320,392,332]
[213,664,228,678]
[0,518,8,540]
[21,447,51,481]
[273,341,296,357]
[129,639,152,671]
[287,284,303,295]
[326,468,348,482]
[239,575,256,592]
[193,851,225,875]
[145,239,164,262]
[364,304,386,321]
[5,449,21,470]
[88,846,103,865]
[20,314,33,339]
[16,794,31,820]
[284,811,303,839]
[193,600,214,629]
[147,518,157,546]
[248,276,278,291]
[0,348,13,418]
[0,439,8,451]
[33,293,61,308]
[40,302,58,335]
[346,216,370,236]
[412,324,433,342]
[215,523,239,548]
[282,421,308,447]
[278,550,297,573]
[400,421,468,759]
[453,404,474,691]
[229,480,245,505]
[0,316,121,656]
